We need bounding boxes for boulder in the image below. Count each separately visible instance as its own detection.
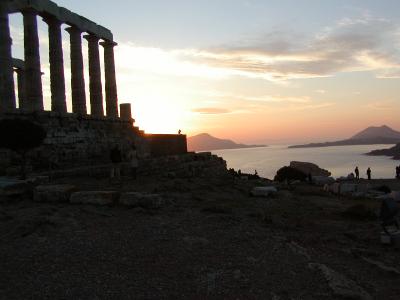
[274,166,307,182]
[251,186,277,197]
[290,161,331,177]
[70,191,119,206]
[119,192,164,209]
[34,184,76,203]
[0,178,29,197]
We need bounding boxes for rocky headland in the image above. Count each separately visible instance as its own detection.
[1,155,400,299]
[367,143,400,160]
[289,125,400,149]
[188,133,266,151]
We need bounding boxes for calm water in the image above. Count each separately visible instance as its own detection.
[213,144,399,179]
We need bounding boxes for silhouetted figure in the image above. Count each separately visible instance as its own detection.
[110,145,122,178]
[354,166,359,179]
[238,169,242,176]
[178,129,181,135]
[396,165,400,179]
[366,167,371,180]
[127,144,138,179]
[254,170,258,176]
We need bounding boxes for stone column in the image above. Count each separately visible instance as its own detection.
[119,103,132,121]
[14,68,27,111]
[23,9,44,112]
[100,40,118,118]
[43,16,66,113]
[65,26,87,114]
[84,34,103,117]
[0,5,16,112]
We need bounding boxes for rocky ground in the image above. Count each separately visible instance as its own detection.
[1,173,400,299]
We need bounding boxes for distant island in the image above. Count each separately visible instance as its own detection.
[187,133,266,151]
[367,143,400,160]
[289,125,400,149]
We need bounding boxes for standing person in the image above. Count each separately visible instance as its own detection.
[354,166,359,179]
[110,145,122,179]
[366,167,372,180]
[396,165,400,179]
[127,143,138,179]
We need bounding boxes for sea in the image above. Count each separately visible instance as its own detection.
[212,144,399,180]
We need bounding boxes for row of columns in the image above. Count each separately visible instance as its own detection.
[0,7,119,117]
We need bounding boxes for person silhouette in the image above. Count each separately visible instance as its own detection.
[366,167,371,180]
[396,165,400,179]
[354,166,359,179]
[178,129,181,135]
[110,145,122,179]
[127,143,138,179]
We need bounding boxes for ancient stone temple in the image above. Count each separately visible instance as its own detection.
[0,0,187,173]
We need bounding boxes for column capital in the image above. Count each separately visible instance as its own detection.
[65,26,82,35]
[100,40,118,48]
[83,34,100,43]
[42,15,62,26]
[20,7,38,16]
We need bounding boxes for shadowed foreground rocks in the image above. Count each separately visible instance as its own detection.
[1,174,400,299]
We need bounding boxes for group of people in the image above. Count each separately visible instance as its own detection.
[354,165,400,180]
[109,144,138,179]
[353,166,372,180]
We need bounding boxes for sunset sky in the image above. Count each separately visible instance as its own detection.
[8,0,400,144]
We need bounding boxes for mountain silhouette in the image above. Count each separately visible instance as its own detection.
[289,125,400,148]
[187,133,265,151]
[351,125,400,140]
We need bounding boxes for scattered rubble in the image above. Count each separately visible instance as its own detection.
[309,263,373,300]
[70,191,119,205]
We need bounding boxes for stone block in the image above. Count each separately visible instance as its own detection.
[312,176,335,186]
[251,186,277,197]
[340,183,358,194]
[27,176,50,185]
[70,191,119,206]
[0,178,29,197]
[119,192,164,209]
[34,184,76,203]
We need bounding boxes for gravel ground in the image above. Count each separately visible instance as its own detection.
[0,175,399,299]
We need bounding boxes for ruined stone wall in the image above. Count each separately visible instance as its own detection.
[0,111,149,174]
[146,134,188,157]
[36,152,227,180]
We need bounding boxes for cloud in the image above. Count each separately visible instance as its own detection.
[191,107,232,114]
[111,15,400,83]
[366,101,396,110]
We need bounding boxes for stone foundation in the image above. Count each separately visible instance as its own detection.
[0,111,189,175]
[0,111,145,173]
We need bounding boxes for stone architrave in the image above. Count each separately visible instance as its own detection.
[0,5,16,112]
[84,34,104,117]
[43,16,67,113]
[100,40,118,118]
[23,9,44,112]
[14,67,27,111]
[65,26,87,115]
